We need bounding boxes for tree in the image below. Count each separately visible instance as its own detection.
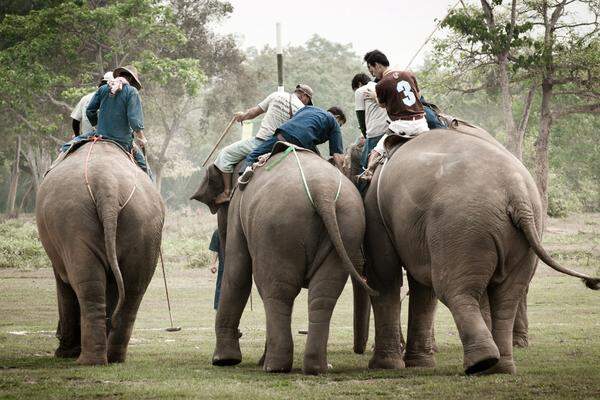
[441,0,536,159]
[437,0,600,214]
[526,0,600,212]
[0,0,241,206]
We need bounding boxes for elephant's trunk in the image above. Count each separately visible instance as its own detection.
[315,201,378,296]
[351,276,371,354]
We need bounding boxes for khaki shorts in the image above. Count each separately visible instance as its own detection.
[214,137,264,173]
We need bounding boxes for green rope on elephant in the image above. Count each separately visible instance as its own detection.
[265,146,294,171]
[265,143,343,208]
[290,146,316,208]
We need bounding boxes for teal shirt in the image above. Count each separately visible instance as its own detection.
[86,84,144,149]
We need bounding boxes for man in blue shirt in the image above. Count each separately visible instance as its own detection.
[59,65,150,175]
[243,106,346,171]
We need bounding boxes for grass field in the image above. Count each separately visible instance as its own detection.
[0,213,599,399]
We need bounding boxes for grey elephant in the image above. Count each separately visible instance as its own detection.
[36,141,164,365]
[192,147,375,374]
[352,124,598,375]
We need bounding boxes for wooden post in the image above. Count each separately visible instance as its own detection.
[276,22,284,92]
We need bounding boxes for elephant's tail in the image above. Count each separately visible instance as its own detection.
[510,199,600,290]
[97,200,126,327]
[316,201,378,296]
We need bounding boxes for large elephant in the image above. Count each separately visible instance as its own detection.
[355,126,598,375]
[36,141,164,365]
[192,146,375,374]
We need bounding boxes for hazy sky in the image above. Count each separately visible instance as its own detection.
[217,0,458,69]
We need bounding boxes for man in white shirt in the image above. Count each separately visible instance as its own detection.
[213,84,314,204]
[70,71,113,137]
[352,73,389,169]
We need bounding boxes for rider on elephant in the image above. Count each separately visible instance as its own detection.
[212,84,314,205]
[60,65,151,176]
[360,50,430,181]
[352,72,389,170]
[239,106,347,182]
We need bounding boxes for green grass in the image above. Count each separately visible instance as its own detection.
[0,214,599,399]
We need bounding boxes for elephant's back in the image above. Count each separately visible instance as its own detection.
[379,129,541,257]
[240,151,362,260]
[385,130,535,204]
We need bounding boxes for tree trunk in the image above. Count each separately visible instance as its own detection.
[534,78,553,216]
[18,181,34,213]
[21,141,53,194]
[498,53,522,160]
[6,136,22,218]
[155,165,163,194]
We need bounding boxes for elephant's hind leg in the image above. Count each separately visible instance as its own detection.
[483,255,535,374]
[434,256,499,374]
[303,253,347,375]
[72,271,109,365]
[404,273,437,368]
[107,289,145,363]
[212,225,252,367]
[262,296,295,372]
[54,273,81,358]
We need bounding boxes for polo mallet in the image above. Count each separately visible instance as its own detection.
[201,117,237,168]
[159,248,181,332]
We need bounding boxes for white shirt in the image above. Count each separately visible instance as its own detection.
[354,81,389,138]
[70,91,96,135]
[256,92,304,140]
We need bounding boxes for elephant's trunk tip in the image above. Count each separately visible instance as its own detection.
[583,278,600,290]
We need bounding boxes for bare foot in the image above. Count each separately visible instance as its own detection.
[214,191,231,205]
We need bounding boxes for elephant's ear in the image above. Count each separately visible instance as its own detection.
[190,164,223,214]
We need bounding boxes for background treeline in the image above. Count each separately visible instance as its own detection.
[0,0,598,218]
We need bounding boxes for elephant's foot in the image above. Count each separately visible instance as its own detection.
[257,351,266,367]
[353,342,367,355]
[212,338,242,367]
[55,345,81,359]
[463,342,500,375]
[263,351,293,373]
[475,357,516,375]
[76,354,108,366]
[513,334,529,348]
[404,352,436,368]
[107,346,127,363]
[368,351,405,370]
[302,353,327,375]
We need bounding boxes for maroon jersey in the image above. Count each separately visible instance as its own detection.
[375,70,424,121]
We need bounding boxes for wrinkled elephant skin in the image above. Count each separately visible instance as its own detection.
[207,151,374,375]
[362,128,598,375]
[36,142,164,365]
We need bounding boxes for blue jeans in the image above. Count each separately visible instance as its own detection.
[213,260,224,310]
[361,134,384,169]
[240,133,303,172]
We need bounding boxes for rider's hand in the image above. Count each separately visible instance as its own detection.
[233,111,246,122]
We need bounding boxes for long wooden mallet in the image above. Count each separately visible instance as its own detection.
[201,117,237,168]
[159,248,181,332]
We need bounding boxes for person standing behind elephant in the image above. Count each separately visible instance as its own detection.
[70,71,113,138]
[212,84,314,205]
[208,229,224,310]
[239,106,347,182]
[351,73,389,169]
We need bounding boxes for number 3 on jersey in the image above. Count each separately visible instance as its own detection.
[396,80,416,106]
